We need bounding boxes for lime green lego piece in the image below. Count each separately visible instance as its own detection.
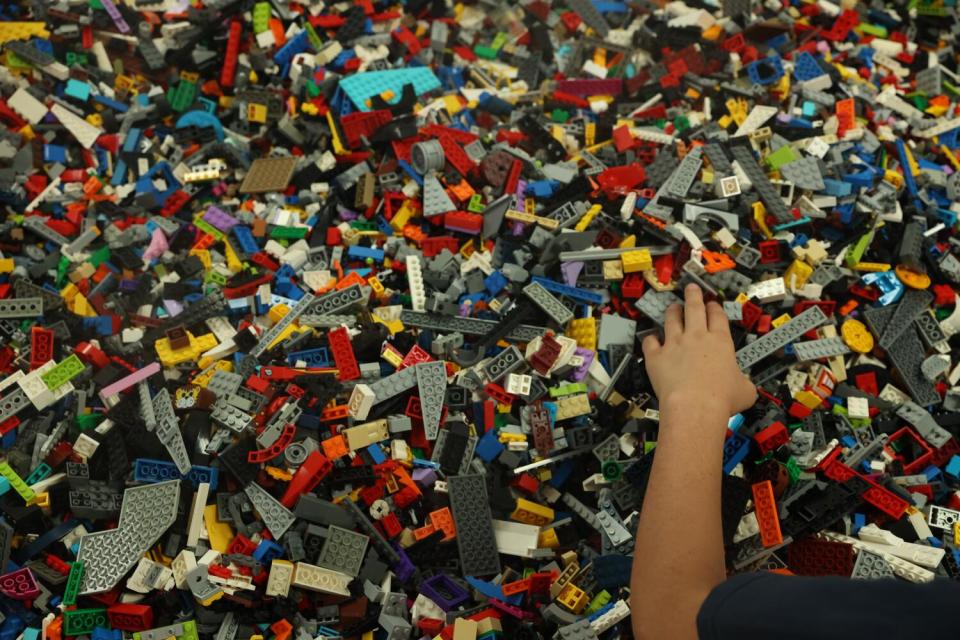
[41,354,85,390]
[193,218,224,240]
[252,2,271,33]
[548,382,588,398]
[858,23,887,37]
[765,144,798,170]
[64,609,108,636]
[468,194,485,213]
[0,462,35,502]
[845,229,875,266]
[304,22,323,50]
[491,33,507,51]
[133,620,198,640]
[586,589,612,614]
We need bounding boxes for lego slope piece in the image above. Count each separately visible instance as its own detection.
[77,481,180,594]
[415,360,447,439]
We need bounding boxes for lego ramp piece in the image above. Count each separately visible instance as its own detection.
[448,474,501,577]
[339,68,441,111]
[416,361,447,440]
[77,480,180,594]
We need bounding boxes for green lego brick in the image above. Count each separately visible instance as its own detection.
[765,144,799,170]
[133,620,198,640]
[63,561,84,607]
[0,462,35,502]
[64,608,108,636]
[252,2,271,33]
[41,354,85,390]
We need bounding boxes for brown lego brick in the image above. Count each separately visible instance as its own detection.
[238,156,299,194]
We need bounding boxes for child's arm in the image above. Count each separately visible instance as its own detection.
[630,284,757,640]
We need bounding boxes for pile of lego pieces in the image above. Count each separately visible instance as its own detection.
[3,0,960,638]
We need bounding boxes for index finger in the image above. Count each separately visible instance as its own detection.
[683,283,707,333]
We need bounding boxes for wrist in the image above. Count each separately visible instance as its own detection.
[659,392,731,430]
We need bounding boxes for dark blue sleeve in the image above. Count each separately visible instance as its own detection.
[697,572,960,640]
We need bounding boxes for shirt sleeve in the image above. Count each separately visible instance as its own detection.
[697,572,960,640]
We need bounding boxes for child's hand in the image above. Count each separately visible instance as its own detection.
[642,284,756,418]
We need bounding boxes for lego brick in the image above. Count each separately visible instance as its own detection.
[448,474,501,576]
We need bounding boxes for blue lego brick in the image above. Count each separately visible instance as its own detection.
[945,455,960,479]
[252,539,284,563]
[287,347,332,367]
[397,159,423,186]
[133,458,219,490]
[366,444,386,464]
[484,271,508,295]
[232,226,259,255]
[547,460,574,488]
[273,30,309,67]
[531,276,603,304]
[722,433,750,474]
[852,513,866,535]
[840,435,857,449]
[474,428,504,462]
[43,144,67,163]
[339,68,442,112]
[525,179,560,198]
[822,178,853,197]
[747,56,784,85]
[347,245,385,262]
[465,576,505,601]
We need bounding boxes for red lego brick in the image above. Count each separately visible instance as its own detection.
[444,211,483,235]
[29,326,54,370]
[754,421,789,454]
[107,603,154,632]
[220,20,242,88]
[787,536,854,576]
[328,326,360,381]
[340,109,393,149]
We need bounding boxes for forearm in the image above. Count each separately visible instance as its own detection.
[630,397,729,640]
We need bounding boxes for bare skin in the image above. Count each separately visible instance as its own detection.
[630,284,757,640]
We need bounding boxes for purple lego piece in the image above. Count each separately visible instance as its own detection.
[420,573,470,610]
[570,347,594,381]
[202,206,239,233]
[561,261,583,286]
[412,467,437,487]
[391,545,416,582]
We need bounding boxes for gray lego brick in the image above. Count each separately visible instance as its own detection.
[317,525,369,577]
[399,310,548,342]
[308,284,365,315]
[792,337,851,361]
[634,290,683,325]
[523,281,574,326]
[730,145,793,223]
[447,474,501,577]
[851,549,895,579]
[249,293,315,357]
[736,305,829,369]
[915,312,947,348]
[483,345,525,382]
[0,298,43,318]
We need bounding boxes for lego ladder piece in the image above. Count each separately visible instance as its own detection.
[447,474,501,576]
[76,481,181,594]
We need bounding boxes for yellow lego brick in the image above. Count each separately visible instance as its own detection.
[566,317,597,350]
[574,204,601,232]
[538,528,560,548]
[783,259,813,289]
[268,303,291,325]
[511,498,554,526]
[771,314,791,328]
[156,332,218,367]
[852,262,891,272]
[557,583,589,614]
[0,23,50,44]
[0,258,13,273]
[367,276,385,296]
[620,248,652,273]
[390,202,416,231]
[203,504,233,552]
[584,122,596,147]
[498,432,526,443]
[954,522,959,546]
[795,390,823,410]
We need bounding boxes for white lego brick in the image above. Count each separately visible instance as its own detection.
[186,483,210,548]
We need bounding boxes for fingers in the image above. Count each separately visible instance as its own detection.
[707,300,731,336]
[664,303,683,343]
[642,334,661,357]
[683,284,706,333]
